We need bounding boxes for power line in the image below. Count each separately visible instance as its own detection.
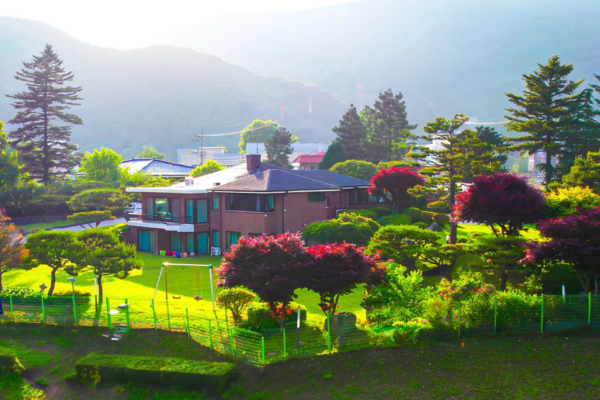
[464,121,509,125]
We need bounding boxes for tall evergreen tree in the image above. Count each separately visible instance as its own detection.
[505,55,593,186]
[265,127,295,168]
[475,126,508,166]
[319,139,346,169]
[367,89,416,163]
[332,104,366,160]
[0,121,21,192]
[7,44,83,184]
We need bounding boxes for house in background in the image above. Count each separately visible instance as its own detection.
[247,142,327,165]
[291,152,325,170]
[120,158,195,178]
[177,147,235,166]
[125,155,384,255]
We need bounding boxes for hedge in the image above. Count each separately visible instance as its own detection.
[433,213,450,226]
[0,347,24,375]
[339,209,378,220]
[421,211,435,223]
[379,213,411,226]
[75,353,235,390]
[247,302,307,329]
[403,207,422,223]
[368,206,393,219]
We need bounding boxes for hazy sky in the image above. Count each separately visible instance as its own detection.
[1,0,360,49]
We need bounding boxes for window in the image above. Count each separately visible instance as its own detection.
[212,230,220,248]
[197,233,208,254]
[196,199,208,223]
[350,189,381,204]
[186,199,194,223]
[145,197,153,217]
[213,193,219,210]
[308,192,326,202]
[227,231,241,248]
[138,230,155,252]
[155,198,169,216]
[186,233,194,254]
[310,165,318,170]
[227,194,274,212]
[171,233,181,252]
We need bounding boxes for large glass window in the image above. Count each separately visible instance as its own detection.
[196,199,208,223]
[145,197,153,218]
[226,231,241,248]
[212,230,220,248]
[171,233,181,252]
[138,230,155,252]
[186,233,194,254]
[308,192,326,202]
[350,189,381,204]
[227,194,274,212]
[197,233,208,254]
[213,193,219,210]
[154,198,169,216]
[186,199,194,223]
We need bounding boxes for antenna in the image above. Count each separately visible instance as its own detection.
[192,126,204,166]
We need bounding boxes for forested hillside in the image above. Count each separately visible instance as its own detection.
[172,0,600,130]
[0,17,346,158]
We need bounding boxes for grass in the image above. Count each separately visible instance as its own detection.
[19,219,77,233]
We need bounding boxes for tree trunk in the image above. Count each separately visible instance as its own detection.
[500,271,509,291]
[448,181,457,244]
[0,272,3,292]
[98,275,103,299]
[576,270,590,294]
[268,302,286,329]
[48,267,58,296]
[545,147,552,187]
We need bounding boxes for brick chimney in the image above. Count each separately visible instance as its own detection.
[246,154,261,171]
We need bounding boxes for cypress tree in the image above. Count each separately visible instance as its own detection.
[319,140,346,169]
[332,104,366,160]
[368,89,416,163]
[7,44,83,183]
[505,55,592,186]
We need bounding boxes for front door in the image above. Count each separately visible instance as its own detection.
[197,232,208,254]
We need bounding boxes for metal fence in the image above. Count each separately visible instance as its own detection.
[1,294,600,367]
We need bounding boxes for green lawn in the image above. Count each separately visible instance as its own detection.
[19,219,76,233]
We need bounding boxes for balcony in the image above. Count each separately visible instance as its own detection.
[127,213,206,233]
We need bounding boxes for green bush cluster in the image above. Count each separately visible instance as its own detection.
[433,213,450,226]
[338,209,378,220]
[0,348,24,375]
[246,302,307,329]
[379,213,411,226]
[368,206,393,219]
[421,210,435,223]
[75,353,235,390]
[0,287,46,299]
[403,207,422,223]
[304,212,380,246]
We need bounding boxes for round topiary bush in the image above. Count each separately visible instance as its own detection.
[379,213,411,226]
[403,207,422,223]
[420,211,435,223]
[368,206,393,219]
[433,213,450,226]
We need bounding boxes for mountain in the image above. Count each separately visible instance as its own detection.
[0,17,346,159]
[171,0,600,131]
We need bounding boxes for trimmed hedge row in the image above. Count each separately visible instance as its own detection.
[402,208,449,226]
[0,347,24,375]
[75,353,235,390]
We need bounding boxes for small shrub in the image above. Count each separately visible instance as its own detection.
[420,211,435,223]
[379,213,411,226]
[413,222,428,229]
[0,287,46,299]
[339,209,378,220]
[53,289,91,297]
[246,302,307,328]
[216,288,255,325]
[403,207,422,223]
[433,213,450,226]
[304,212,380,246]
[34,378,48,387]
[427,201,450,213]
[392,319,431,344]
[368,206,393,219]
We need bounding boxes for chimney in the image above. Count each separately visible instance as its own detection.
[246,154,261,171]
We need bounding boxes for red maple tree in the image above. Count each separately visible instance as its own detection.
[369,167,425,211]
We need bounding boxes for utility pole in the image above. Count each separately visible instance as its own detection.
[192,126,205,166]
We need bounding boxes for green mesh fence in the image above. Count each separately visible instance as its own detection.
[543,295,589,332]
[232,327,263,365]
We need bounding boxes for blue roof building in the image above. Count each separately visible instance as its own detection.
[120,158,195,178]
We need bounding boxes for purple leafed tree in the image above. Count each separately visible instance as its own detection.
[369,167,425,211]
[453,173,546,236]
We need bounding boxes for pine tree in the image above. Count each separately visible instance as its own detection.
[367,89,416,163]
[7,44,83,184]
[475,126,508,166]
[505,55,593,186]
[265,127,295,168]
[319,139,346,169]
[332,104,366,160]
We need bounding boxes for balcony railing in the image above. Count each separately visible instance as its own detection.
[127,213,207,225]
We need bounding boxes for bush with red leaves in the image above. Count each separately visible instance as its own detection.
[369,167,425,211]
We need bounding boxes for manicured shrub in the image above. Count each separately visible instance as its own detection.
[413,222,428,229]
[304,212,380,246]
[403,207,422,223]
[427,201,450,214]
[246,302,307,328]
[379,213,411,226]
[545,186,600,217]
[0,286,47,299]
[368,206,393,219]
[433,213,450,226]
[369,167,425,211]
[216,288,256,325]
[420,211,435,223]
[339,209,378,220]
[330,160,378,181]
[75,353,235,390]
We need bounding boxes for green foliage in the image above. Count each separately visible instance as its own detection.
[319,139,345,169]
[392,319,432,344]
[403,207,422,223]
[265,127,296,168]
[545,186,600,217]
[363,264,430,327]
[368,206,393,219]
[7,44,82,183]
[75,353,235,390]
[426,201,450,214]
[379,213,411,226]
[30,183,68,215]
[0,121,22,193]
[67,210,114,228]
[0,287,45,299]
[303,212,380,246]
[137,146,166,160]
[539,261,582,294]
[332,104,367,160]
[79,147,123,186]
[337,209,378,220]
[0,350,24,375]
[562,150,600,193]
[246,302,307,329]
[420,210,434,223]
[377,160,419,170]
[239,120,279,153]
[216,288,255,325]
[432,213,450,226]
[67,188,129,216]
[191,160,225,177]
[330,160,378,181]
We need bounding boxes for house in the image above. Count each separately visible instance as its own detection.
[246,142,328,166]
[177,147,234,166]
[291,152,325,170]
[120,158,195,178]
[125,155,383,255]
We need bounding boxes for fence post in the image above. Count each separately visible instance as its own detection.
[230,328,235,358]
[494,296,497,334]
[9,296,13,322]
[588,292,592,326]
[283,328,287,360]
[327,309,332,354]
[225,306,229,326]
[457,301,461,340]
[41,295,45,324]
[186,307,190,338]
[125,298,130,332]
[106,297,112,332]
[540,294,544,335]
[151,300,158,331]
[208,320,213,351]
[261,336,266,365]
